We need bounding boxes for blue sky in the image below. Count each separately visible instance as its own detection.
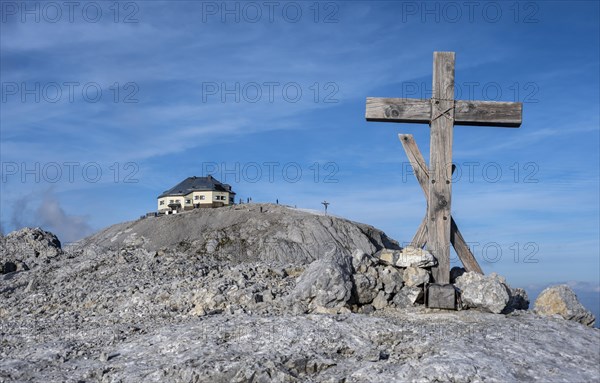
[1,1,599,294]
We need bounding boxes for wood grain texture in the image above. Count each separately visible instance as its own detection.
[454,100,522,127]
[366,98,431,123]
[428,51,454,284]
[399,134,429,248]
[450,217,483,274]
[399,134,482,274]
[399,134,429,196]
[367,98,522,127]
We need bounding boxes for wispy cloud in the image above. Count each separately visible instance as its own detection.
[5,188,92,243]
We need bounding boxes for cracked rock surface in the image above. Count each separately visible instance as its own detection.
[1,204,598,382]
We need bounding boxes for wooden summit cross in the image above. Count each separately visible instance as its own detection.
[365,52,522,284]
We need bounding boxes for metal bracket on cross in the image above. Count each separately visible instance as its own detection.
[430,99,455,123]
[365,51,523,283]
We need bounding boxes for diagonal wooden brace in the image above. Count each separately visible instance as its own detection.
[399,134,483,274]
[410,162,456,250]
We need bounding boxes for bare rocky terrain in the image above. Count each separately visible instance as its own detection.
[1,204,599,382]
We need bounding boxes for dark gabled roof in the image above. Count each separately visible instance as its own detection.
[158,176,236,198]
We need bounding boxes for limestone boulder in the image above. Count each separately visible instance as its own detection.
[392,286,424,308]
[379,266,404,294]
[374,246,437,268]
[534,285,595,327]
[403,266,430,287]
[290,249,354,313]
[353,267,381,305]
[454,272,510,314]
[372,290,391,310]
[351,249,376,273]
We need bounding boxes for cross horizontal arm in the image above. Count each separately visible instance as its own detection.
[366,97,522,127]
[455,100,522,127]
[366,98,431,124]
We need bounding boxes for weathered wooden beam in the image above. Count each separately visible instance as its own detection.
[428,51,455,284]
[450,217,483,274]
[399,133,441,249]
[366,98,430,124]
[366,98,522,127]
[411,218,428,249]
[399,134,430,196]
[399,134,430,249]
[454,100,522,127]
[399,134,482,274]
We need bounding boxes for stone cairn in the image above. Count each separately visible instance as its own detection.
[291,246,530,315]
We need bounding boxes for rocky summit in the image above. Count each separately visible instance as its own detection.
[1,204,599,382]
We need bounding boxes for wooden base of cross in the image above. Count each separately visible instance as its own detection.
[365,52,522,284]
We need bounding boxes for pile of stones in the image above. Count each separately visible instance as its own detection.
[290,246,531,316]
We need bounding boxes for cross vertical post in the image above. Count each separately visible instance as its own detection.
[428,52,455,284]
